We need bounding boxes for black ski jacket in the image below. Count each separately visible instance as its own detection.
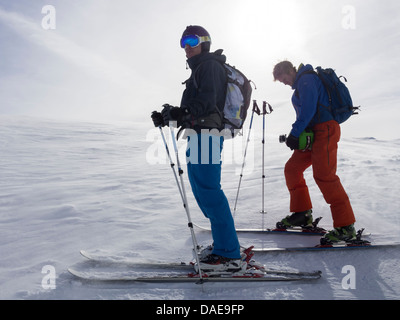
[180,50,227,132]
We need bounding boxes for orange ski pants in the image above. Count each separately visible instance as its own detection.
[284,120,355,228]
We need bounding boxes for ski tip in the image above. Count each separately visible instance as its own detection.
[80,250,91,259]
[68,268,81,278]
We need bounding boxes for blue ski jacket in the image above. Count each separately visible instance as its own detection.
[290,64,333,137]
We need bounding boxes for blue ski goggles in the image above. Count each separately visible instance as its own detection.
[180,34,211,48]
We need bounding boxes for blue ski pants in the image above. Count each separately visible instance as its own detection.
[186,133,241,259]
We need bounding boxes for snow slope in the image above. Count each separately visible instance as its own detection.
[0,115,399,300]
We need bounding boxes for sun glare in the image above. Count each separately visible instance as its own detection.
[228,1,306,59]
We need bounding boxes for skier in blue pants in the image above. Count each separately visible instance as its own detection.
[151,26,243,271]
[186,134,241,260]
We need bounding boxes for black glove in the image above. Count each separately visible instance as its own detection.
[151,111,164,127]
[161,104,184,127]
[286,134,299,150]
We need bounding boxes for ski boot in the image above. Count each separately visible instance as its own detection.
[276,210,313,229]
[194,246,252,273]
[196,244,213,260]
[320,224,357,245]
[195,254,247,273]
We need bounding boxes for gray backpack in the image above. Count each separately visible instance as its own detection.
[192,60,253,138]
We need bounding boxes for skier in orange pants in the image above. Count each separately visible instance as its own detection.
[273,61,356,244]
[285,120,355,228]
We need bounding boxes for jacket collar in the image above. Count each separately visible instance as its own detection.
[186,49,226,70]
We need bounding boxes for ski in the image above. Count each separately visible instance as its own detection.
[252,229,395,253]
[70,249,322,283]
[193,218,327,236]
[252,242,400,253]
[79,250,320,277]
[195,218,372,237]
[79,250,195,270]
[68,266,322,283]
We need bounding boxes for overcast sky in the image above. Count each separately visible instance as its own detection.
[0,0,399,138]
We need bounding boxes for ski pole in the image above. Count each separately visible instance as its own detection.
[158,126,184,201]
[260,102,273,217]
[233,100,260,218]
[167,122,204,283]
[261,101,266,215]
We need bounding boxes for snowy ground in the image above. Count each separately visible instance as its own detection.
[1,115,399,300]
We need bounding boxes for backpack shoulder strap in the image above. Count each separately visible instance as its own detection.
[190,58,228,89]
[294,69,319,98]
